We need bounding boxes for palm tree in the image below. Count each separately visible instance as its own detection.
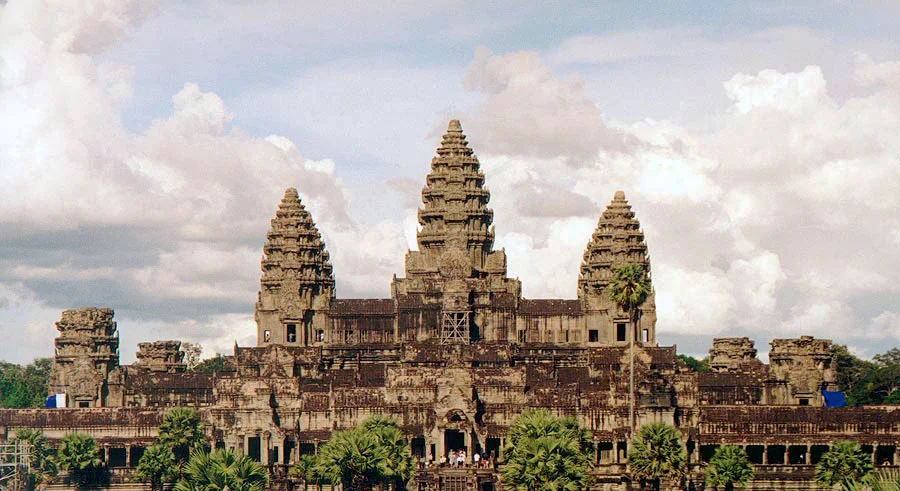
[843,468,900,491]
[56,433,102,487]
[501,408,594,491]
[608,263,652,437]
[313,427,388,490]
[158,407,205,465]
[10,428,57,484]
[174,448,268,491]
[135,444,176,490]
[628,423,686,491]
[705,445,754,491]
[816,441,874,489]
[361,416,416,490]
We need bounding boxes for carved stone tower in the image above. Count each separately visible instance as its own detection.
[392,120,520,344]
[578,191,657,345]
[48,308,120,407]
[255,188,335,346]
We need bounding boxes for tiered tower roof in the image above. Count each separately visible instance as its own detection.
[579,191,651,293]
[417,120,494,269]
[259,188,334,311]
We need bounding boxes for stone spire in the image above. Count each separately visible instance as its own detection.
[416,119,495,273]
[255,188,334,345]
[578,190,651,294]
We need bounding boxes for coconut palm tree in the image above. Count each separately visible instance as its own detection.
[158,407,205,465]
[501,409,594,491]
[628,423,686,491]
[56,433,102,487]
[608,263,652,436]
[816,441,873,489]
[705,445,754,491]
[135,444,176,490]
[173,448,268,491]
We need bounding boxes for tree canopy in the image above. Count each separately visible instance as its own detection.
[56,433,103,486]
[0,358,52,408]
[174,448,268,491]
[501,408,594,491]
[815,441,874,488]
[833,345,900,405]
[628,423,686,490]
[705,445,754,491]
[295,416,415,490]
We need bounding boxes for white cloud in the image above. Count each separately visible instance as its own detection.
[866,311,900,340]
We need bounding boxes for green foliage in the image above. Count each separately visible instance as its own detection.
[705,445,754,491]
[501,408,594,491]
[300,416,415,490]
[842,468,900,491]
[56,433,102,486]
[11,428,58,484]
[608,263,652,315]
[158,408,205,464]
[628,423,687,490]
[833,345,900,406]
[361,415,417,489]
[815,441,873,488]
[677,354,711,373]
[193,354,234,375]
[136,444,176,490]
[0,358,53,408]
[173,448,268,491]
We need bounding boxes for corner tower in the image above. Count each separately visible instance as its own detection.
[392,120,520,344]
[255,188,334,346]
[579,191,657,345]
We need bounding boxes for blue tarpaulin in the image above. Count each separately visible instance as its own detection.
[822,390,846,408]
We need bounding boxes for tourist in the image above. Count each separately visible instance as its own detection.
[458,449,466,467]
[439,455,446,467]
[473,451,480,467]
[449,450,457,468]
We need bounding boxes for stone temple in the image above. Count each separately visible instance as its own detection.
[1,120,898,490]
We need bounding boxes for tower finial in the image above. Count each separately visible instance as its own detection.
[448,119,462,131]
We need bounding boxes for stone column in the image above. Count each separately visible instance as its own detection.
[763,445,769,465]
[103,446,109,464]
[261,433,270,465]
[805,445,811,465]
[464,431,472,463]
[126,445,132,467]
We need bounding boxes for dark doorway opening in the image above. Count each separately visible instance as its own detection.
[248,437,261,462]
[412,437,426,459]
[767,445,785,465]
[788,445,807,464]
[108,448,127,467]
[283,439,295,464]
[811,445,829,464]
[877,445,895,465]
[485,438,500,461]
[445,430,465,455]
[299,443,316,456]
[746,445,764,465]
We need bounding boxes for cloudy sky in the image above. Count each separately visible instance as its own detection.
[1,0,899,363]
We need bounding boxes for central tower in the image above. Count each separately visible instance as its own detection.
[392,120,521,344]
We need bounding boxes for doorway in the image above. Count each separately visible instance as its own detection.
[445,429,465,456]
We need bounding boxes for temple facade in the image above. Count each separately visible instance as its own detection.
[1,120,898,490]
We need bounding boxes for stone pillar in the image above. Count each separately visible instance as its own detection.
[126,445,132,467]
[438,431,446,463]
[464,431,472,462]
[805,445,811,465]
[763,445,769,465]
[261,433,270,465]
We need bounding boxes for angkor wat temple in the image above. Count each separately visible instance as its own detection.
[1,120,898,490]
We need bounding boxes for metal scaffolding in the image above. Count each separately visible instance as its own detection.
[440,311,470,344]
[0,441,32,491]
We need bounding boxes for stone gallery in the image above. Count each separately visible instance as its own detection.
[1,121,898,490]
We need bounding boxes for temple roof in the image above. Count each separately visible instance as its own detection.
[416,119,494,256]
[578,190,650,293]
[259,187,334,298]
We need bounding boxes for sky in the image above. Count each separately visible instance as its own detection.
[1,0,899,363]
